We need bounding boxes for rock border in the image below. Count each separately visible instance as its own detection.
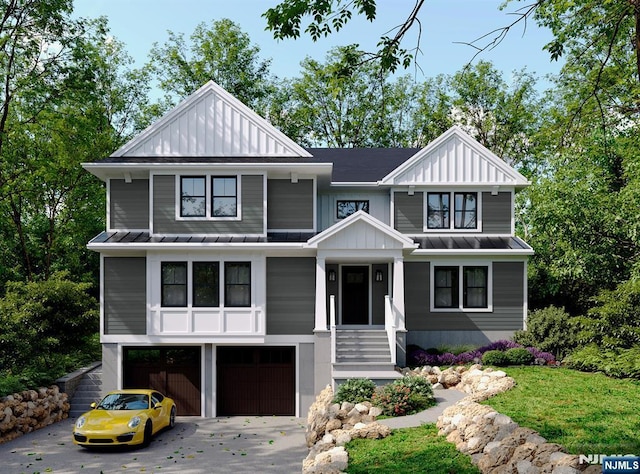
[303,364,599,474]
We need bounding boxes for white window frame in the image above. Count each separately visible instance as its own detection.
[176,174,242,221]
[430,261,493,313]
[423,191,482,233]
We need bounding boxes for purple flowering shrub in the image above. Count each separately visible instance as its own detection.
[407,340,556,367]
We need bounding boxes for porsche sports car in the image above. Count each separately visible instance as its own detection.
[73,389,176,448]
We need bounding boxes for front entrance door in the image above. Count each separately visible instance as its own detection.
[341,266,369,325]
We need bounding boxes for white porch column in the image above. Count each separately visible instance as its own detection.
[314,256,328,331]
[392,256,406,331]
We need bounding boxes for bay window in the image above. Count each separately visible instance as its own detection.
[160,260,250,307]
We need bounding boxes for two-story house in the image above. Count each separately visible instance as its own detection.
[83,81,533,418]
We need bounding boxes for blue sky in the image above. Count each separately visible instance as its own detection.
[73,0,562,88]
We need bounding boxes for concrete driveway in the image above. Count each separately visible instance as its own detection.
[0,416,308,474]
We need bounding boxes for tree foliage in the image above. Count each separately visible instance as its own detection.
[144,18,274,122]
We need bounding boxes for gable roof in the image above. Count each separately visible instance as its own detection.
[380,126,530,187]
[305,211,417,250]
[112,81,311,158]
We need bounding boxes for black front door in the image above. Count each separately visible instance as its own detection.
[341,266,369,325]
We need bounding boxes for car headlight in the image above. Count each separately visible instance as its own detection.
[128,416,141,429]
[75,416,86,429]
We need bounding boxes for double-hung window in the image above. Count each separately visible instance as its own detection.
[225,262,251,307]
[425,192,478,230]
[180,177,206,217]
[192,262,219,307]
[161,262,187,307]
[433,265,490,310]
[178,175,239,219]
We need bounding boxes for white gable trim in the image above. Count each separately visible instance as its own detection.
[112,81,312,158]
[380,126,530,187]
[305,211,417,250]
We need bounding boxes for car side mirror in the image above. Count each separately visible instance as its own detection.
[90,402,97,409]
[154,403,162,409]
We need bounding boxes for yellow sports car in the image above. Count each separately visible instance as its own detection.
[73,389,176,447]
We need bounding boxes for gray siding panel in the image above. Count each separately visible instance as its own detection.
[404,260,524,332]
[394,192,423,234]
[267,179,314,230]
[104,257,146,335]
[110,179,149,230]
[482,192,511,234]
[266,257,316,335]
[101,344,118,396]
[153,175,264,234]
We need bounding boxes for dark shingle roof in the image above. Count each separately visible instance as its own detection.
[92,148,419,183]
[305,148,419,182]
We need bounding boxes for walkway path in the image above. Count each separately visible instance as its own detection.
[378,387,467,429]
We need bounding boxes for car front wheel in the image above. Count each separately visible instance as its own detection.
[142,421,152,447]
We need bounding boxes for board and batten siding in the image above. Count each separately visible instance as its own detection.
[266,257,316,335]
[267,179,314,230]
[152,174,264,234]
[404,261,524,331]
[394,192,424,234]
[317,191,390,231]
[482,192,512,234]
[104,257,146,335]
[109,179,149,230]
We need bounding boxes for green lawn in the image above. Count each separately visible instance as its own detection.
[482,367,640,454]
[344,367,640,473]
[345,424,480,474]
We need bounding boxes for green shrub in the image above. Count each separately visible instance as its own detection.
[372,377,436,417]
[482,350,509,367]
[334,378,376,404]
[513,306,577,359]
[565,345,640,379]
[395,375,434,398]
[0,373,26,398]
[505,348,535,365]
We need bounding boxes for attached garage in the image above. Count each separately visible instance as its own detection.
[123,347,201,416]
[217,346,295,416]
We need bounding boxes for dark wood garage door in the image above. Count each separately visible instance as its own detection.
[217,346,295,416]
[123,347,201,416]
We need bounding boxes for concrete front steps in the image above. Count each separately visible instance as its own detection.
[69,365,103,417]
[333,329,401,384]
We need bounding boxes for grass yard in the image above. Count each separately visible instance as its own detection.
[483,367,640,455]
[345,424,480,474]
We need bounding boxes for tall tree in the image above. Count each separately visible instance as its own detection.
[0,11,150,286]
[144,18,274,122]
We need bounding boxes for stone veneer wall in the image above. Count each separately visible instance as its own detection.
[0,386,70,444]
[303,365,600,474]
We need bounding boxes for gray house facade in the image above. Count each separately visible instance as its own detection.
[84,81,533,417]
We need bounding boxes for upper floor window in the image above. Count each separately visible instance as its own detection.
[337,200,369,219]
[425,192,478,230]
[212,177,237,217]
[432,264,490,311]
[192,262,219,307]
[177,175,240,220]
[181,177,206,217]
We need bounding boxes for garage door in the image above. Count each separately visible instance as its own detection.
[217,346,295,416]
[123,347,201,416]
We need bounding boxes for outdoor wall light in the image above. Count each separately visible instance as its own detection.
[375,270,384,282]
[328,269,336,281]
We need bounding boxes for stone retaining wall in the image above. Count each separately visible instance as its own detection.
[0,386,70,444]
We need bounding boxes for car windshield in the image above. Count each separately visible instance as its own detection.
[97,393,150,410]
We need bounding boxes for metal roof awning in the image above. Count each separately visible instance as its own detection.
[412,236,534,256]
